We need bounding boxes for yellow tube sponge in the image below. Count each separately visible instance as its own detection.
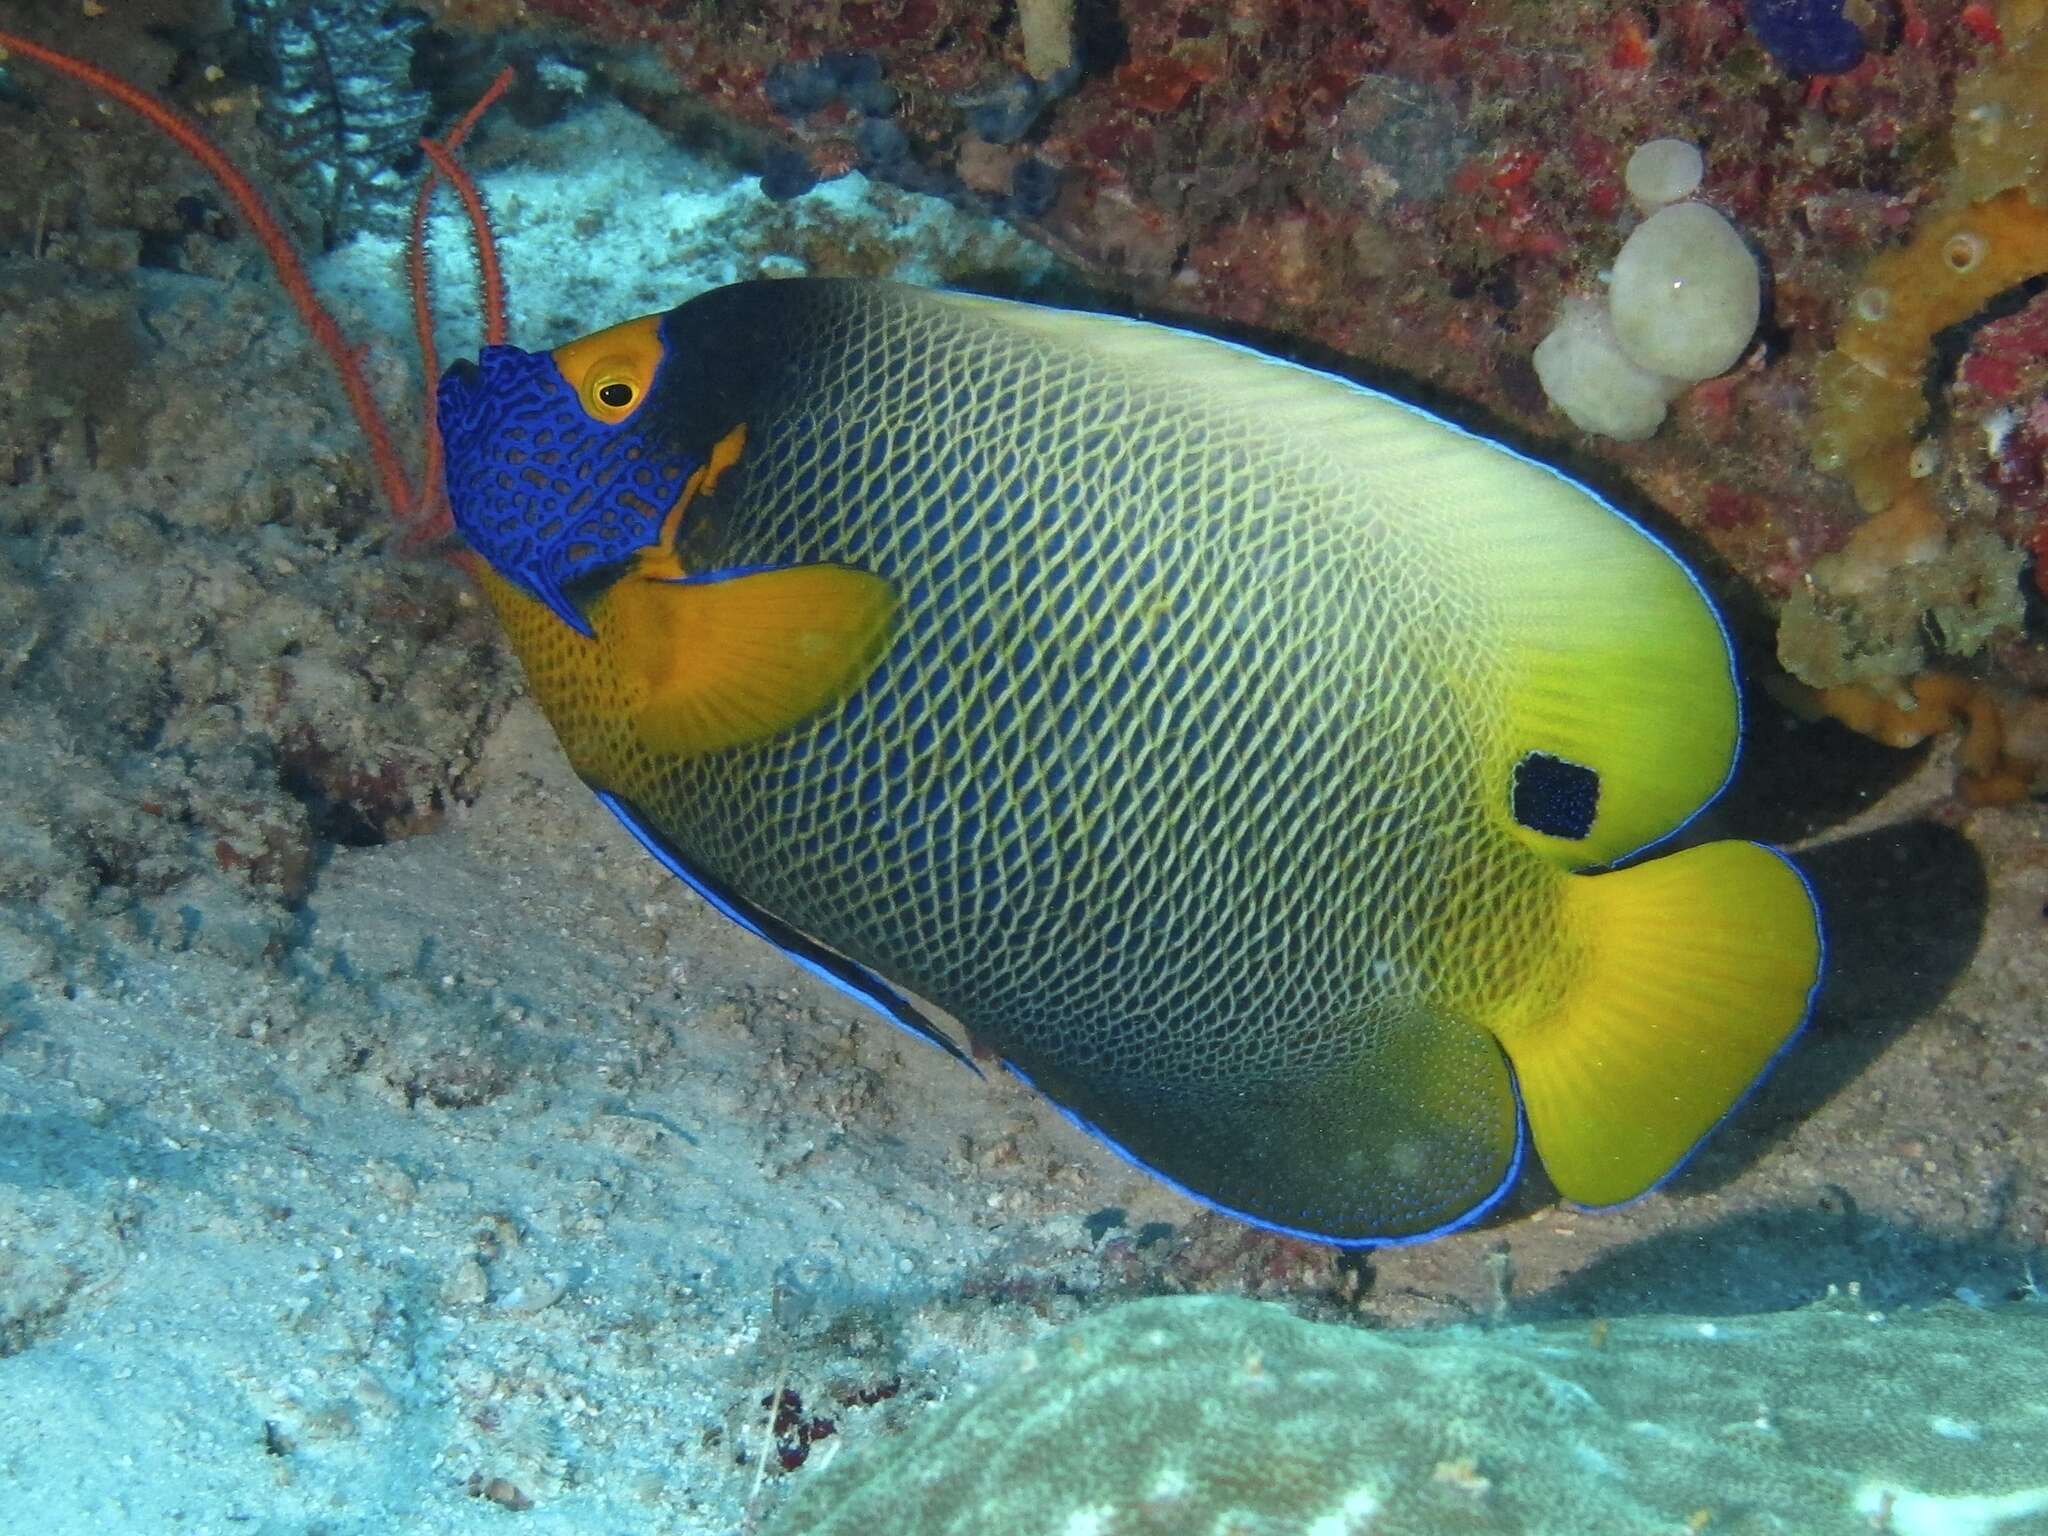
[1951,13,2048,205]
[1812,190,2048,512]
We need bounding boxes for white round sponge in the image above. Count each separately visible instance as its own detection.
[1532,298,1686,443]
[1609,202,1761,381]
[1625,139,1704,211]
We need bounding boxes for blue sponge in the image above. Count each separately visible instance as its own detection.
[1742,0,1867,76]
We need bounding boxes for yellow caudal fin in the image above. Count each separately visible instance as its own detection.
[597,562,897,757]
[1492,841,1822,1208]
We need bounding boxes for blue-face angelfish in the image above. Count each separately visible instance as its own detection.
[435,278,1823,1245]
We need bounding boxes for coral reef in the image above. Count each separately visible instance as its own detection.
[1793,0,2048,789]
[769,1292,2048,1535]
[1777,484,2024,691]
[235,0,432,244]
[1811,190,2048,518]
[380,0,2048,801]
[1950,0,2048,206]
[5,9,2048,1534]
[1533,151,1763,443]
[1952,289,2048,554]
[0,11,1052,1025]
[0,14,436,526]
[17,1,2048,771]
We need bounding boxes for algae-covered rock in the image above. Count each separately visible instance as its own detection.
[1777,522,2026,691]
[770,1294,2048,1536]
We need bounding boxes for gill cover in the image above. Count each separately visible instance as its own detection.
[437,315,687,635]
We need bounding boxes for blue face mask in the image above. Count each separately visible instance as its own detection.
[438,342,695,637]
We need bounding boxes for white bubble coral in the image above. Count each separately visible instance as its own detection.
[1532,143,1763,443]
[1624,138,1705,211]
[1609,202,1761,381]
[1531,298,1684,443]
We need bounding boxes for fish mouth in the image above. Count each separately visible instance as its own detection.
[434,356,490,454]
[436,345,535,431]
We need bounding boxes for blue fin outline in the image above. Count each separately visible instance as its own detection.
[592,788,981,1076]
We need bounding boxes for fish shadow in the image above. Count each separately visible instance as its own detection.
[1710,665,1935,846]
[1667,816,1987,1199]
[1518,1197,2040,1319]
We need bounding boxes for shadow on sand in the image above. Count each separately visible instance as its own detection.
[1516,1195,2040,1321]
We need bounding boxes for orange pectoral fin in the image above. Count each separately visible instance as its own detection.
[597,563,898,758]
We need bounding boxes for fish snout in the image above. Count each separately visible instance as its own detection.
[436,346,535,463]
[435,357,486,447]
[437,345,531,423]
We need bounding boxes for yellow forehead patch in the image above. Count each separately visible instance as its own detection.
[551,313,665,425]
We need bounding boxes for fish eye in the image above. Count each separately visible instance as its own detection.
[551,314,665,425]
[580,359,648,423]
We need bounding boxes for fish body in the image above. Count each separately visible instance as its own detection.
[437,279,1822,1244]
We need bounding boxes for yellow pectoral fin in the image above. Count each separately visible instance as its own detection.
[594,563,898,759]
[1489,841,1823,1208]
